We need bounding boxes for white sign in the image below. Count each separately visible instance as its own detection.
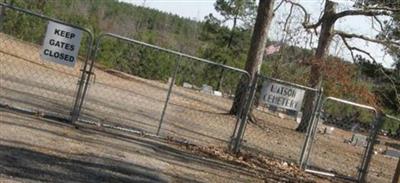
[41,21,82,67]
[259,81,305,111]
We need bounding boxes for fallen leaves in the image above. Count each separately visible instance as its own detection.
[164,136,326,183]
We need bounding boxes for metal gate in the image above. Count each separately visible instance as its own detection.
[78,33,251,148]
[301,97,383,182]
[230,74,322,163]
[367,114,400,183]
[0,2,93,122]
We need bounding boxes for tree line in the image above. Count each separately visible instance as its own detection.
[0,0,399,133]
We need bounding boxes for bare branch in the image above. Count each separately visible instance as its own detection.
[362,6,400,12]
[303,16,324,29]
[273,0,285,13]
[372,16,385,32]
[283,0,311,27]
[337,33,378,64]
[283,0,326,31]
[335,9,392,20]
[283,4,294,32]
[335,30,400,47]
[338,33,400,106]
[379,68,400,106]
[339,34,358,62]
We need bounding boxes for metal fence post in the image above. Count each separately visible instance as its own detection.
[393,157,400,183]
[229,75,251,150]
[300,88,324,168]
[233,73,259,153]
[157,55,181,135]
[358,110,384,183]
[70,34,94,123]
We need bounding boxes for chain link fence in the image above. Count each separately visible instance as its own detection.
[79,33,174,133]
[79,33,251,148]
[303,97,384,182]
[1,3,399,182]
[235,74,321,164]
[0,2,93,121]
[159,55,250,147]
[367,115,400,183]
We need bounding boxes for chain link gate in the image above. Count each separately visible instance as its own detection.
[79,33,251,148]
[0,2,93,122]
[301,97,383,182]
[367,114,400,183]
[231,74,322,163]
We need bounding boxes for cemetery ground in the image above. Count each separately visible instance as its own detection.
[0,33,399,182]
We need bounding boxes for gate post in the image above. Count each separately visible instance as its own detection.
[232,73,258,153]
[70,32,95,123]
[157,55,181,135]
[299,88,324,169]
[358,110,384,183]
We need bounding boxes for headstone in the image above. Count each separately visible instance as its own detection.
[167,77,172,84]
[296,112,303,123]
[384,149,400,158]
[201,84,213,95]
[213,91,222,97]
[183,82,193,89]
[327,127,334,134]
[351,134,368,147]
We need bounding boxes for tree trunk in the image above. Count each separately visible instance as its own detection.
[230,0,275,115]
[296,0,337,132]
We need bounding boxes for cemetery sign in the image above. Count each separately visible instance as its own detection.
[260,81,305,111]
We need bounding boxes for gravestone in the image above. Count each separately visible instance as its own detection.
[213,91,222,97]
[384,149,400,158]
[296,112,302,123]
[183,82,193,89]
[351,134,368,147]
[201,84,213,95]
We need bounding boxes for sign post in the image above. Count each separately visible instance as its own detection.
[41,21,82,67]
[259,81,305,112]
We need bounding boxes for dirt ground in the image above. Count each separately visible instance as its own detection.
[1,32,399,183]
[0,109,260,183]
[1,108,342,183]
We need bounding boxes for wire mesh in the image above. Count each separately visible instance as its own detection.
[367,115,400,183]
[239,75,318,164]
[159,57,249,147]
[307,100,376,180]
[0,4,91,120]
[80,35,175,133]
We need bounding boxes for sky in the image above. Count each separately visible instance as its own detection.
[120,0,395,68]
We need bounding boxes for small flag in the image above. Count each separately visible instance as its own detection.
[265,44,281,55]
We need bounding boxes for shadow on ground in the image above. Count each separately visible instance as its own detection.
[0,109,260,183]
[0,144,178,183]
